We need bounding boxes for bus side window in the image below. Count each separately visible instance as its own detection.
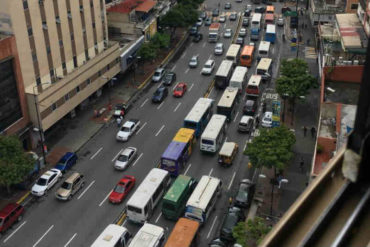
[144,204,149,216]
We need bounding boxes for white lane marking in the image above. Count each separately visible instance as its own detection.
[157,83,162,89]
[233,111,239,122]
[208,54,212,60]
[189,83,194,92]
[224,23,226,28]
[207,216,218,239]
[172,83,178,90]
[202,42,207,47]
[184,164,192,175]
[174,102,182,112]
[99,190,113,207]
[3,221,27,243]
[225,137,228,142]
[140,98,148,108]
[243,143,247,151]
[171,65,177,71]
[136,122,147,135]
[208,168,214,176]
[90,147,103,160]
[155,125,165,137]
[33,225,54,247]
[181,52,187,59]
[228,172,236,191]
[185,68,190,74]
[132,153,143,167]
[64,233,77,247]
[157,101,165,110]
[155,212,162,223]
[78,180,95,200]
[112,148,123,162]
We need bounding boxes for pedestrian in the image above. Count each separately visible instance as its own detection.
[255,115,260,127]
[302,126,307,137]
[116,116,122,127]
[120,108,125,117]
[311,126,316,138]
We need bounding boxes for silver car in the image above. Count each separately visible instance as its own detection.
[224,28,232,38]
[239,28,247,37]
[114,147,137,170]
[189,55,198,68]
[214,43,224,55]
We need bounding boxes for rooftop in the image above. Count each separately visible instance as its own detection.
[336,14,368,51]
[107,0,156,14]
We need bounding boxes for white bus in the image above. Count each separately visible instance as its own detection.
[185,176,222,224]
[91,224,131,247]
[256,58,273,81]
[225,44,241,65]
[251,13,262,30]
[200,114,227,153]
[183,98,213,138]
[229,66,248,93]
[257,41,271,61]
[215,60,234,89]
[217,87,240,121]
[126,168,171,223]
[129,223,165,247]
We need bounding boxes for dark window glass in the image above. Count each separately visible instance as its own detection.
[51,103,57,111]
[28,27,33,36]
[73,56,77,67]
[86,79,91,85]
[62,62,66,69]
[32,53,37,62]
[36,77,41,85]
[23,0,28,9]
[64,93,70,101]
[76,86,80,93]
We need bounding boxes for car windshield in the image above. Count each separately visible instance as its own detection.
[0,218,3,225]
[114,184,126,193]
[154,90,162,96]
[61,182,72,190]
[36,178,48,186]
[117,154,128,162]
[205,64,211,68]
[121,126,130,132]
[191,58,196,62]
[165,74,172,80]
[175,87,183,91]
[154,71,161,76]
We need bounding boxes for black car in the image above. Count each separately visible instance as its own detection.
[212,8,219,17]
[242,17,249,27]
[189,25,198,35]
[255,6,266,13]
[243,99,257,115]
[234,179,255,208]
[244,9,251,17]
[162,72,176,86]
[224,2,231,9]
[152,86,168,103]
[220,207,246,242]
[209,238,227,247]
[235,37,244,46]
[193,33,203,42]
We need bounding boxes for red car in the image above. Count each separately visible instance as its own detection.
[0,203,24,234]
[109,175,136,204]
[173,82,187,97]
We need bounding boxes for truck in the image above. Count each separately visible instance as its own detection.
[116,119,141,141]
[208,23,220,42]
[251,28,260,41]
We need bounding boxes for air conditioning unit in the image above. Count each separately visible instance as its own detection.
[353,60,359,65]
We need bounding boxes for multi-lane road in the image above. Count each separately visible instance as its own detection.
[2,0,287,245]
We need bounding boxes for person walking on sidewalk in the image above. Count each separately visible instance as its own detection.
[302,126,307,137]
[311,126,316,138]
[116,116,122,127]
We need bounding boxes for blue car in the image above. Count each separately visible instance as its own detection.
[54,152,78,172]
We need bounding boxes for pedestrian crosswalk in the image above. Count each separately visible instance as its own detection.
[305,47,317,59]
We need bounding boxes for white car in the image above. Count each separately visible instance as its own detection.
[196,18,203,26]
[224,29,232,38]
[261,111,273,128]
[219,15,226,23]
[152,68,165,82]
[214,43,224,55]
[277,17,284,26]
[32,169,62,197]
[202,60,215,75]
[114,147,138,170]
[239,28,247,37]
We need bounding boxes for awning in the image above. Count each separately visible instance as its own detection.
[135,0,156,12]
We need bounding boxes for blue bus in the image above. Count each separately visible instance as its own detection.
[161,141,189,176]
[265,24,276,44]
[184,98,213,137]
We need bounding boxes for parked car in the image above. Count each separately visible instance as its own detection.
[235,179,255,208]
[244,9,251,17]
[162,72,176,86]
[224,2,231,9]
[200,11,207,19]
[196,18,203,26]
[201,59,215,75]
[212,8,219,17]
[152,68,165,82]
[209,238,227,247]
[235,37,244,46]
[114,147,137,170]
[54,152,77,173]
[261,111,273,128]
[238,115,254,133]
[239,28,247,37]
[109,175,136,204]
[31,169,62,197]
[113,103,127,118]
[205,17,212,26]
[220,207,246,242]
[243,99,257,115]
[219,15,226,23]
[214,43,224,55]
[224,28,232,38]
[173,82,187,97]
[229,13,237,21]
[189,25,198,35]
[189,55,198,68]
[277,17,284,26]
[242,17,249,27]
[0,203,24,234]
[55,172,85,200]
[255,6,266,13]
[193,33,203,42]
[152,86,168,103]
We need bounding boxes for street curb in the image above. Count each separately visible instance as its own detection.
[232,13,243,44]
[17,191,30,205]
[115,208,127,226]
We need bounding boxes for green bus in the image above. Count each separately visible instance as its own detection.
[162,175,197,220]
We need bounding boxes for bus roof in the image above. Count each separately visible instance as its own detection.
[258,41,271,51]
[164,218,200,247]
[184,98,213,123]
[127,168,169,208]
[129,223,164,247]
[251,13,262,23]
[266,24,276,33]
[173,128,195,143]
[186,176,221,211]
[226,44,241,58]
[215,60,234,78]
[92,224,128,247]
[161,141,187,161]
[201,114,227,140]
[248,75,262,86]
[265,13,274,21]
[230,66,248,83]
[163,175,193,203]
[241,45,254,55]
[266,5,275,13]
[217,87,239,108]
[257,58,272,70]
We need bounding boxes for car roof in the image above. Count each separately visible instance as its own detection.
[121,147,136,156]
[41,169,59,179]
[264,111,272,117]
[205,59,214,64]
[0,203,21,217]
[155,68,164,72]
[59,152,75,162]
[65,172,82,183]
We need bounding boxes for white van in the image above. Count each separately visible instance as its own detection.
[257,41,271,61]
[229,66,248,93]
[91,224,131,247]
[128,223,165,247]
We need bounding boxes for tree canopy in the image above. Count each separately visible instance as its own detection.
[150,32,170,49]
[244,125,296,171]
[233,217,272,247]
[137,43,157,62]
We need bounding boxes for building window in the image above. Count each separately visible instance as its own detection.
[71,33,74,41]
[80,5,84,12]
[50,69,54,77]
[56,16,61,24]
[62,62,66,69]
[59,40,63,47]
[51,103,57,111]
[98,71,101,76]
[28,27,33,36]
[73,56,77,67]
[92,22,96,29]
[87,78,91,85]
[76,86,80,93]
[85,50,89,60]
[64,93,70,101]
[46,46,51,54]
[351,3,358,9]
[107,64,110,70]
[23,0,28,9]
[32,53,37,62]
[36,77,41,85]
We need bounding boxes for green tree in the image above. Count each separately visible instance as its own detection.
[177,4,199,26]
[244,125,295,171]
[137,43,157,63]
[0,136,34,193]
[160,8,186,37]
[150,32,170,49]
[233,217,272,247]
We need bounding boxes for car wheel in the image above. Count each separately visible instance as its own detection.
[68,195,72,201]
[17,215,23,222]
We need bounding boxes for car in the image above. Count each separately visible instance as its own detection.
[189,55,198,68]
[162,72,176,86]
[236,0,242,3]
[219,15,226,23]
[116,119,140,141]
[152,68,165,82]
[152,85,168,103]
[224,2,231,9]
[243,99,257,115]
[234,179,255,208]
[196,18,203,26]
[200,11,207,19]
[212,8,219,17]
[113,103,127,118]
[277,17,284,26]
[229,13,237,21]
[192,32,203,42]
[255,6,266,13]
[189,25,198,35]
[0,203,24,234]
[173,82,187,97]
[249,42,255,47]
[201,59,215,75]
[238,115,254,133]
[235,37,244,46]
[214,43,224,55]
[55,172,85,200]
[224,28,232,38]
[31,169,62,197]
[261,111,273,127]
[220,207,246,242]
[281,6,291,14]
[54,152,77,173]
[109,175,136,203]
[244,9,251,17]
[242,17,249,27]
[209,238,227,247]
[114,147,137,170]
[246,4,252,11]
[205,17,212,26]
[239,28,247,37]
